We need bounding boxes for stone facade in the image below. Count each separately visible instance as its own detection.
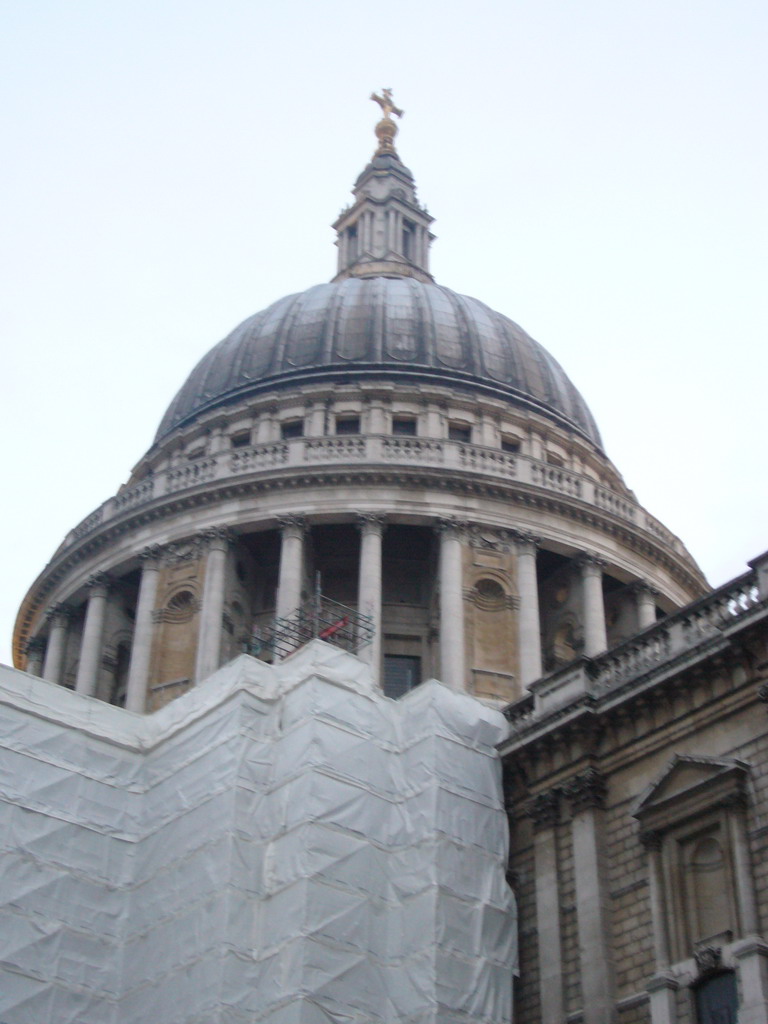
[502,554,768,1024]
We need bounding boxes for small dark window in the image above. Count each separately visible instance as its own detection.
[402,219,415,260]
[476,578,505,601]
[231,431,251,449]
[347,224,358,261]
[281,420,303,439]
[336,417,360,435]
[383,654,421,699]
[392,418,417,436]
[187,447,206,460]
[448,423,471,443]
[168,590,195,611]
[695,972,738,1024]
[546,453,564,467]
[501,437,520,454]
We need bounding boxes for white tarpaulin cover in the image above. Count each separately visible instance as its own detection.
[0,641,517,1023]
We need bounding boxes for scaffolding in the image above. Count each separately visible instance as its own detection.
[245,577,375,661]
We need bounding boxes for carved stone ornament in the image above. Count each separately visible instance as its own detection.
[758,682,768,705]
[435,517,468,539]
[357,513,387,533]
[198,526,234,550]
[639,828,663,851]
[629,579,660,598]
[45,603,73,624]
[576,551,608,573]
[694,945,722,977]
[564,767,607,813]
[277,514,306,535]
[139,544,165,564]
[86,570,113,592]
[527,790,560,830]
[512,530,541,557]
[468,525,513,552]
[162,539,201,566]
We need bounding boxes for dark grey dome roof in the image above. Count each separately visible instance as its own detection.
[156,277,602,447]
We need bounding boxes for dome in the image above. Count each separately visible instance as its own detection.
[156,277,602,447]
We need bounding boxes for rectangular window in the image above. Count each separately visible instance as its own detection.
[501,437,520,454]
[347,224,358,261]
[448,423,471,442]
[383,654,421,699]
[392,418,417,436]
[402,220,415,261]
[335,417,360,435]
[231,431,251,449]
[281,420,303,439]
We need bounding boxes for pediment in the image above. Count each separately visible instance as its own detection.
[632,755,749,827]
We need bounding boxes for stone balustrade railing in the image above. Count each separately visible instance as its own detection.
[63,435,685,554]
[506,567,765,729]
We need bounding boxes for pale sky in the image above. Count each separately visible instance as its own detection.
[2,0,767,665]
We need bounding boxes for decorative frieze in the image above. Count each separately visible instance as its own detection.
[527,789,561,830]
[45,602,73,624]
[86,571,113,593]
[564,767,607,813]
[198,526,234,551]
[277,514,306,536]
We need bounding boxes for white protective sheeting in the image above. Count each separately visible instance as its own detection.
[0,642,516,1024]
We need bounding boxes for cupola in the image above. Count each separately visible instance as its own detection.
[332,89,435,283]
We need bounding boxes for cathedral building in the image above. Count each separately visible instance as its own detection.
[3,96,767,1024]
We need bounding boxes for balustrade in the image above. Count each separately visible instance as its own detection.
[529,462,582,497]
[64,435,679,559]
[303,437,366,460]
[515,568,764,717]
[113,478,155,510]
[165,458,217,493]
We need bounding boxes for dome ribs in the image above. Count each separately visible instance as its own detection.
[153,279,603,448]
[434,286,473,372]
[230,308,269,384]
[334,279,376,362]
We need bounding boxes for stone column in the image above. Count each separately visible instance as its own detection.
[24,637,45,677]
[733,938,768,1024]
[256,406,278,443]
[307,401,326,437]
[125,547,162,713]
[634,581,658,631]
[195,528,231,683]
[42,605,71,684]
[580,554,608,657]
[357,515,385,685]
[646,974,679,1024]
[529,790,565,1024]
[516,534,543,686]
[728,795,759,935]
[276,516,306,621]
[437,520,466,691]
[565,768,616,1024]
[365,397,386,435]
[75,573,111,697]
[640,830,671,971]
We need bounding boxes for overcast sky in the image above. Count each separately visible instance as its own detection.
[2,0,766,665]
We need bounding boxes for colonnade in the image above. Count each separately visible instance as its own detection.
[25,516,659,710]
